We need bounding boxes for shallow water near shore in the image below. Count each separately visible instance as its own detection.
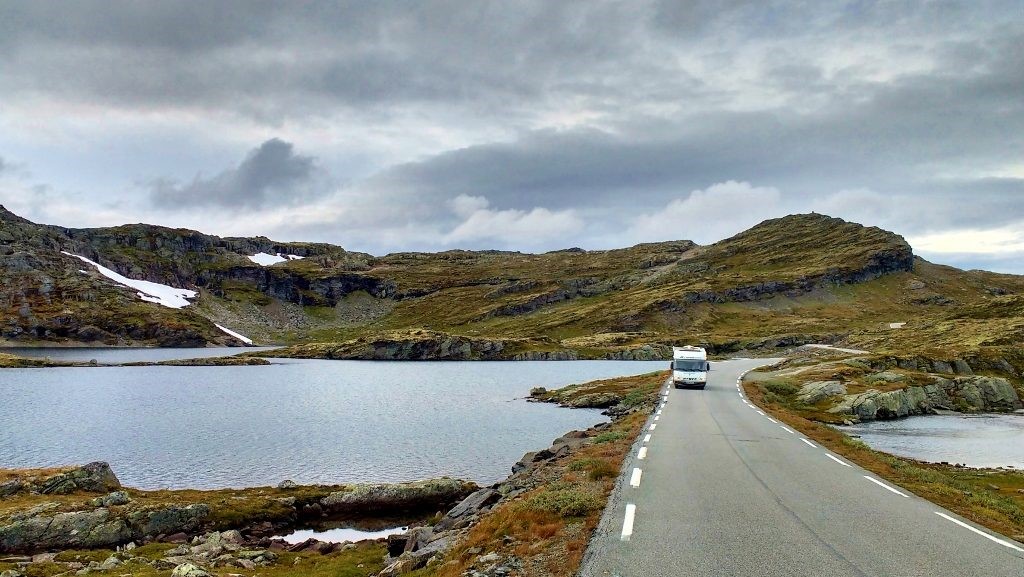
[0,357,661,489]
[840,413,1024,469]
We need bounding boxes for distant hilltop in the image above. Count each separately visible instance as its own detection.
[1,206,1021,360]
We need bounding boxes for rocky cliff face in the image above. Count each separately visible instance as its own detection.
[826,376,1023,420]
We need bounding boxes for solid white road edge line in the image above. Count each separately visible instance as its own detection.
[864,475,909,497]
[800,438,816,448]
[630,468,643,488]
[643,434,652,443]
[637,447,647,460]
[621,504,636,541]
[826,454,852,467]
[934,512,1024,552]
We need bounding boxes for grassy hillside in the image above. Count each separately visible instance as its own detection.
[2,206,1021,360]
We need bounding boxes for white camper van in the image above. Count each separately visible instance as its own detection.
[672,346,710,389]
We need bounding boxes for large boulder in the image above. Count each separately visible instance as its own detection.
[171,563,212,577]
[36,462,121,495]
[435,488,501,531]
[796,381,847,404]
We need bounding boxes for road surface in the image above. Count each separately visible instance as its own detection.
[580,358,1024,577]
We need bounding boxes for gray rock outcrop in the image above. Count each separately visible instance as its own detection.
[320,478,476,514]
[829,376,1022,421]
[0,508,132,552]
[0,503,210,553]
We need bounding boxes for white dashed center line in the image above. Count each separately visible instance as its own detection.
[643,434,651,443]
[826,454,852,467]
[766,416,778,423]
[630,468,643,487]
[756,410,765,416]
[637,447,647,460]
[621,504,636,541]
[654,415,660,422]
[934,512,1024,551]
[864,475,909,497]
[800,438,816,448]
[649,423,657,431]
[780,426,795,434]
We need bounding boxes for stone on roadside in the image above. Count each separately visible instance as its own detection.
[796,381,847,404]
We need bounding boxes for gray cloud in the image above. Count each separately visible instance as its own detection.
[0,1,1022,272]
[150,139,332,209]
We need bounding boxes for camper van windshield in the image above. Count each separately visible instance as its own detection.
[673,360,706,371]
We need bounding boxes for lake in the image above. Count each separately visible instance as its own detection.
[0,356,662,489]
[841,413,1024,469]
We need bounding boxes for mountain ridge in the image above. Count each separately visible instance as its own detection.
[1,207,1020,359]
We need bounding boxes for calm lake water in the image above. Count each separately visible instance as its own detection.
[841,413,1024,469]
[0,357,661,489]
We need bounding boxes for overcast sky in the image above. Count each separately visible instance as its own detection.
[1,1,1022,272]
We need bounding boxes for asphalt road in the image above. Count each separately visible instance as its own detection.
[580,358,1024,577]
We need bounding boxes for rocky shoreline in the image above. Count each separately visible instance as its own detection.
[0,463,473,556]
[767,351,1024,423]
[0,352,269,369]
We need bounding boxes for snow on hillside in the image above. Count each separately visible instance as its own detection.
[215,324,254,345]
[247,252,304,266]
[248,252,286,266]
[62,251,197,309]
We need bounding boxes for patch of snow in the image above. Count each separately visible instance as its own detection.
[248,252,287,266]
[78,269,89,275]
[215,323,254,345]
[286,254,304,260]
[61,251,197,309]
[889,322,906,329]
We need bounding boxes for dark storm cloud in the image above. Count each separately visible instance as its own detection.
[0,1,658,121]
[150,139,332,209]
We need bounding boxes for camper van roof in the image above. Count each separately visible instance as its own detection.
[673,345,706,359]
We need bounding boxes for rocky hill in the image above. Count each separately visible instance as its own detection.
[2,206,1021,359]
